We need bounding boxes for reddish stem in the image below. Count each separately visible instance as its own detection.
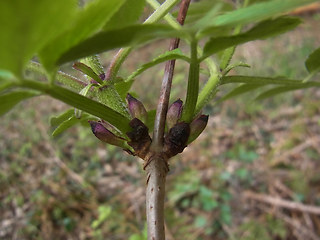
[152,0,191,149]
[145,1,191,240]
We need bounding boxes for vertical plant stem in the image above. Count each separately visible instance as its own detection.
[145,154,168,240]
[196,0,251,113]
[152,0,191,148]
[195,74,219,114]
[146,1,190,240]
[182,40,199,122]
[152,37,181,148]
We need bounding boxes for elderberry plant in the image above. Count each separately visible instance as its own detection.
[0,0,320,239]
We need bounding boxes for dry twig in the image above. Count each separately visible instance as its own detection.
[243,191,320,215]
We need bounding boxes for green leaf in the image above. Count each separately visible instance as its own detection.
[48,86,130,132]
[80,56,104,76]
[73,62,103,84]
[305,47,320,73]
[180,0,233,26]
[91,206,112,229]
[221,75,304,86]
[50,109,75,127]
[212,0,318,28]
[0,91,38,116]
[0,0,76,76]
[182,41,200,122]
[127,49,190,82]
[0,70,16,81]
[203,17,301,58]
[95,86,130,119]
[52,114,94,137]
[0,81,14,92]
[26,61,86,92]
[39,0,126,71]
[255,85,316,101]
[218,84,264,102]
[104,0,146,30]
[129,235,143,240]
[236,168,249,180]
[57,24,182,65]
[223,62,251,75]
[194,216,207,228]
[192,3,224,30]
[0,70,16,92]
[74,84,96,118]
[221,76,320,101]
[21,80,131,133]
[115,80,134,100]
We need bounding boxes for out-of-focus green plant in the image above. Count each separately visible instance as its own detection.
[1,0,320,239]
[237,215,287,240]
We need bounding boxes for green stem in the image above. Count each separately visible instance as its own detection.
[195,47,219,114]
[145,0,181,24]
[182,40,199,122]
[195,74,219,114]
[105,48,132,80]
[148,0,218,76]
[146,0,181,29]
[196,0,251,113]
[106,0,180,80]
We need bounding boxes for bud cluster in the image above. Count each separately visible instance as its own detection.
[89,93,151,159]
[163,99,208,158]
[88,96,208,161]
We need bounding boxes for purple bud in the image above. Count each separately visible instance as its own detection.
[90,79,99,84]
[188,115,209,144]
[126,93,147,123]
[126,118,151,159]
[166,99,183,129]
[164,122,190,158]
[99,73,105,81]
[89,121,126,148]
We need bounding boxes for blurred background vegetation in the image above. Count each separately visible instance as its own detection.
[1,4,320,240]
